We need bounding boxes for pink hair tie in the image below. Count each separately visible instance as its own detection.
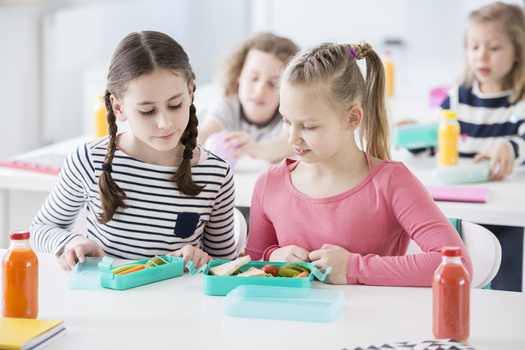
[349,46,356,58]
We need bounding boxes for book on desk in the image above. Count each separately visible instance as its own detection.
[0,318,65,350]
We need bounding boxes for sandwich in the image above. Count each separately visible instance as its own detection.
[209,255,251,276]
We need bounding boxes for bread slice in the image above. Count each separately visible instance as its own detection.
[236,267,266,277]
[209,255,251,276]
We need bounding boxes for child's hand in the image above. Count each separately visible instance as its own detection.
[473,142,515,181]
[309,244,350,285]
[223,131,257,159]
[169,245,212,269]
[59,236,105,271]
[269,245,311,263]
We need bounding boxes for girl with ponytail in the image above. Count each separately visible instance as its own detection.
[244,41,472,286]
[31,31,237,270]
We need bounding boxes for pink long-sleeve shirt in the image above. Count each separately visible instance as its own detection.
[245,155,473,286]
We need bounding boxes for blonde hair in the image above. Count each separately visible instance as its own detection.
[99,31,203,224]
[280,42,391,160]
[464,1,525,102]
[217,32,300,96]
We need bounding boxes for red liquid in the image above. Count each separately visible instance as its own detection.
[2,247,39,318]
[432,261,469,341]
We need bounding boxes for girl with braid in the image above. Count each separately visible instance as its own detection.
[30,31,237,270]
[244,42,472,286]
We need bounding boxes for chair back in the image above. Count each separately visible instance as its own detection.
[233,208,248,257]
[406,221,502,288]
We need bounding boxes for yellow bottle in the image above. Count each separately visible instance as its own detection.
[438,110,460,166]
[94,94,108,138]
[383,50,394,97]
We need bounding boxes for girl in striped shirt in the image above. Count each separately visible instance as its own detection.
[30,31,237,270]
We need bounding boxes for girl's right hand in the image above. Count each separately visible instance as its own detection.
[268,245,311,263]
[473,142,515,181]
[59,236,106,271]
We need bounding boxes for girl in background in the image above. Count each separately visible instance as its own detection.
[197,32,299,163]
[440,1,525,291]
[244,42,472,286]
[31,31,237,270]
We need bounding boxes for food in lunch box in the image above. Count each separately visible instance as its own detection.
[210,255,251,276]
[236,267,266,277]
[277,263,312,278]
[260,264,278,277]
[145,255,169,268]
[111,255,169,275]
[111,263,142,275]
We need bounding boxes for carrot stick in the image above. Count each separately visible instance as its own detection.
[116,264,145,275]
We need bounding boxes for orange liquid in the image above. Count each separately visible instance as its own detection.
[432,262,469,341]
[438,122,460,166]
[384,60,394,97]
[95,103,108,138]
[2,248,39,318]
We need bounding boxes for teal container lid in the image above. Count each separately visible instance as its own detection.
[393,123,438,149]
[223,285,344,322]
[432,162,490,184]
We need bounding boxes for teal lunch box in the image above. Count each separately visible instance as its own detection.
[186,259,332,296]
[98,256,184,290]
[393,123,438,149]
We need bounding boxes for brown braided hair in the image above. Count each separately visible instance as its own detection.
[98,31,203,224]
[279,41,391,160]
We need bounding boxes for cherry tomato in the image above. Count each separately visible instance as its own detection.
[260,264,278,277]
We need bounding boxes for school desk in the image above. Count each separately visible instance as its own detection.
[1,250,523,350]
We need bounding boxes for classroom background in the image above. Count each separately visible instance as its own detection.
[2,0,521,161]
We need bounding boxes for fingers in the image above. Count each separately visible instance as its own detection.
[59,250,78,271]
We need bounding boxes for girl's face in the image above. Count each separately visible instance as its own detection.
[237,49,284,125]
[111,69,193,164]
[280,83,355,165]
[466,21,516,93]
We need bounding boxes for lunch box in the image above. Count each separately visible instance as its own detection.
[186,259,332,296]
[393,123,438,149]
[98,256,184,290]
[223,285,344,322]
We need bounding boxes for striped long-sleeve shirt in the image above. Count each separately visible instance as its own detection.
[441,81,525,165]
[30,137,237,260]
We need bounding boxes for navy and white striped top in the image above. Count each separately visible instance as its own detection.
[441,81,525,165]
[30,137,237,260]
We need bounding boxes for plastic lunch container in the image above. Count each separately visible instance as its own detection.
[393,123,438,149]
[223,285,344,322]
[431,162,490,184]
[186,260,332,296]
[98,256,184,290]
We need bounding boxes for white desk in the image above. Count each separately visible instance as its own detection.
[3,251,523,350]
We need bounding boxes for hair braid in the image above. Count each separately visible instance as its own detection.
[97,90,129,224]
[171,83,205,195]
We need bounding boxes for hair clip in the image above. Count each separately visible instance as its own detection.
[101,163,113,173]
[349,46,356,59]
[183,149,193,159]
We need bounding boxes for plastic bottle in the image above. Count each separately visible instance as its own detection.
[2,230,39,319]
[383,50,394,97]
[432,246,470,342]
[94,94,108,138]
[438,110,460,166]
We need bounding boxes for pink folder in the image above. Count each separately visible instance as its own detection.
[425,185,490,203]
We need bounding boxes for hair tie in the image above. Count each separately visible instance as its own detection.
[183,149,193,160]
[101,163,113,173]
[349,46,356,59]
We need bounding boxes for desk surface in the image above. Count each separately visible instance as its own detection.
[4,251,523,350]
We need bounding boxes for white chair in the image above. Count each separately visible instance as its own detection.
[233,208,248,257]
[406,221,502,289]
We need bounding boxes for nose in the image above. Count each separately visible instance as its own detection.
[286,123,301,146]
[156,111,172,129]
[478,46,489,61]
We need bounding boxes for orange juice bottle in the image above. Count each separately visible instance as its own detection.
[2,230,39,319]
[438,110,460,166]
[432,246,470,342]
[383,50,394,97]
[94,94,108,138]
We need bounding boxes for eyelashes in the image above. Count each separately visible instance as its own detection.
[139,103,183,116]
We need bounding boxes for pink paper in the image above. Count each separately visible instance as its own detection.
[426,185,490,203]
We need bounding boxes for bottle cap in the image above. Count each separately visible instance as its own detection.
[442,109,457,119]
[9,230,30,240]
[440,246,462,257]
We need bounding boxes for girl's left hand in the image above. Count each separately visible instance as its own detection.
[168,245,212,269]
[473,142,515,181]
[224,131,258,159]
[308,244,350,285]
